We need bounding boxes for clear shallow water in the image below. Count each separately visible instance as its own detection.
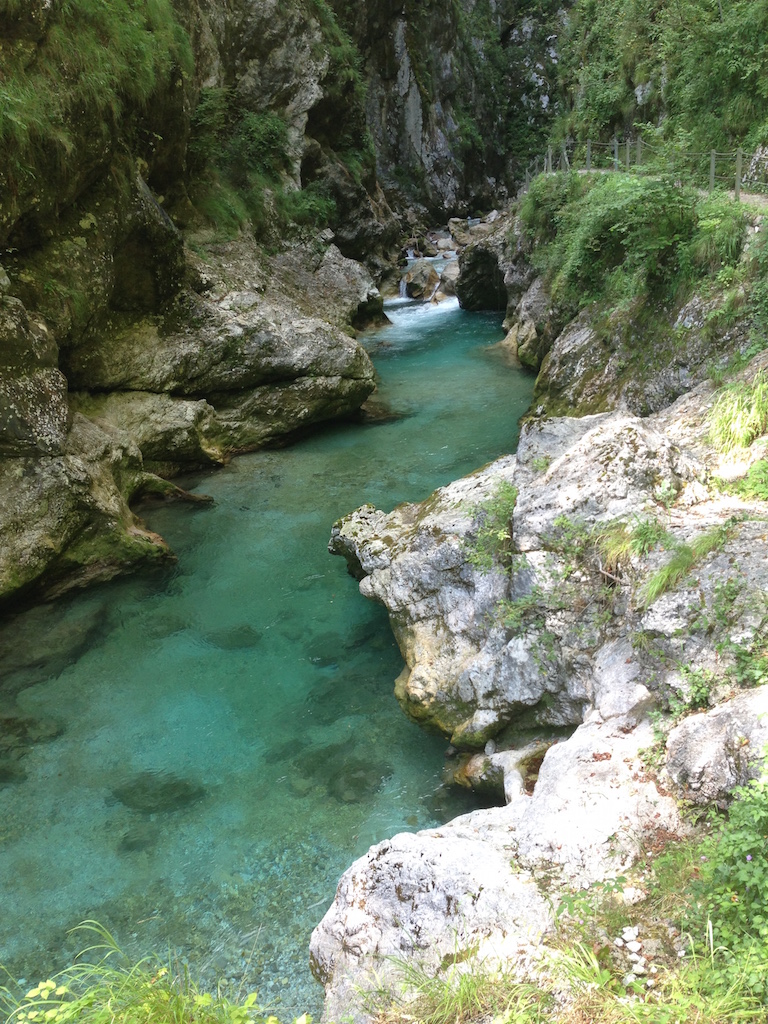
[0,298,534,1019]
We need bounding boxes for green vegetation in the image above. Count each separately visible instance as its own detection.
[0,0,192,192]
[465,480,518,571]
[708,370,768,452]
[641,522,734,609]
[520,173,749,319]
[368,957,549,1024]
[187,88,337,241]
[723,458,768,501]
[553,0,768,155]
[689,773,768,999]
[0,923,297,1024]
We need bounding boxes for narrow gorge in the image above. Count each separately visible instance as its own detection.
[3,1,768,1023]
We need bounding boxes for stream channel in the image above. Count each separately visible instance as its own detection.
[0,296,534,1019]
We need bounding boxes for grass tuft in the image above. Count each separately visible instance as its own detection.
[0,922,291,1024]
[709,370,768,453]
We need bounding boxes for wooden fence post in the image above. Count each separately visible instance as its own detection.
[586,139,592,171]
[613,137,619,171]
[547,146,553,173]
[710,150,716,192]
[636,136,642,168]
[534,156,540,175]
[625,138,631,169]
[561,142,570,170]
[525,167,530,188]
[735,148,743,200]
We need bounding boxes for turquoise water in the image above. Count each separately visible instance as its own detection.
[0,298,533,1019]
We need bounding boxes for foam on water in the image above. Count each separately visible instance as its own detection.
[0,298,534,1018]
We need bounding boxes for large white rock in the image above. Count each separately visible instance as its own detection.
[666,687,768,804]
[310,821,551,1023]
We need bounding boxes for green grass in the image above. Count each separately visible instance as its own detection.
[0,0,193,191]
[368,956,550,1024]
[641,523,734,609]
[708,370,768,453]
[0,923,294,1024]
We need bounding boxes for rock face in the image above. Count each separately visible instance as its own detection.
[337,0,565,215]
[0,0,391,605]
[330,406,713,746]
[311,822,553,1024]
[318,360,768,1017]
[666,687,768,805]
[311,712,683,1020]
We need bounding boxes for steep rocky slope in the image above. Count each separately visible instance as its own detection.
[312,194,768,1018]
[0,0,569,606]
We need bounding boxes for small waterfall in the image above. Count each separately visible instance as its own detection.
[399,276,408,299]
[428,279,441,303]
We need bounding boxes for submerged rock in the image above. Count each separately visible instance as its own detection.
[112,771,206,814]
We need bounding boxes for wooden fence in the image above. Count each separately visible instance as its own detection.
[523,135,768,201]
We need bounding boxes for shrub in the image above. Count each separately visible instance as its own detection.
[688,769,768,998]
[465,480,518,572]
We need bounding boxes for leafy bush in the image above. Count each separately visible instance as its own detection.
[465,480,518,572]
[187,89,336,239]
[553,0,768,155]
[521,173,703,313]
[688,769,768,998]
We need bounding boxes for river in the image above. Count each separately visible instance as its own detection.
[0,296,533,1020]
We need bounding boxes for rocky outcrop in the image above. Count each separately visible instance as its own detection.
[666,687,768,805]
[318,359,768,1018]
[311,713,684,1020]
[0,414,173,603]
[311,819,553,1023]
[330,405,716,746]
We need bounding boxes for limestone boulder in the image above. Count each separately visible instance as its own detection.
[510,716,682,885]
[63,295,374,398]
[69,391,226,469]
[456,235,508,311]
[272,243,384,329]
[512,415,706,552]
[310,713,683,1020]
[0,414,172,605]
[310,823,552,1023]
[439,260,460,296]
[403,259,439,299]
[666,687,768,805]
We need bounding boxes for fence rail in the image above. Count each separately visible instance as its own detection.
[522,134,768,201]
